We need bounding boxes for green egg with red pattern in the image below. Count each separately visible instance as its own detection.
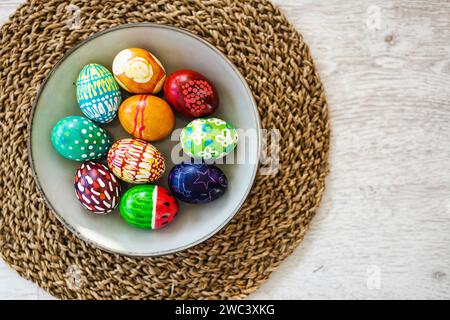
[119,185,179,229]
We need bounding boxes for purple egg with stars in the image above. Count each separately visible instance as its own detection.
[168,163,228,204]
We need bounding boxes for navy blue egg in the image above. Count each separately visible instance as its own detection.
[168,164,228,204]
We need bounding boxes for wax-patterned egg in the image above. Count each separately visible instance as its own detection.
[119,185,179,229]
[76,63,122,123]
[74,161,121,214]
[107,138,165,183]
[168,164,228,204]
[164,70,219,118]
[112,48,166,94]
[118,95,175,141]
[180,118,239,160]
[51,116,112,161]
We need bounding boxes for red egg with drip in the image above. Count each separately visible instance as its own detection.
[163,70,219,118]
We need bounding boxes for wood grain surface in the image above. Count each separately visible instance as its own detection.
[1,0,449,299]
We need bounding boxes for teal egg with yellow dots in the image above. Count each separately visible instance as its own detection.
[76,63,122,123]
[51,116,112,161]
[180,118,239,160]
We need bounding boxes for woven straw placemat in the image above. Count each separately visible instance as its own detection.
[0,0,329,299]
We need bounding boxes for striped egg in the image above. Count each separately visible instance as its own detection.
[74,161,121,214]
[76,63,122,123]
[107,138,165,183]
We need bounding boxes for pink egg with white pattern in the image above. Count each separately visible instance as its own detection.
[74,161,121,215]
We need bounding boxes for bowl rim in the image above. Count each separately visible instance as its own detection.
[27,22,261,257]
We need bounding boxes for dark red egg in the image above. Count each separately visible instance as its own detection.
[163,70,219,118]
[74,161,121,215]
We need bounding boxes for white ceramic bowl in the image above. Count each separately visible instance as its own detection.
[29,23,260,256]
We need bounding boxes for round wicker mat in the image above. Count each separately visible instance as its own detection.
[0,0,329,299]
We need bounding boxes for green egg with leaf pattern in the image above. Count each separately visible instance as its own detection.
[51,116,112,161]
[180,118,239,160]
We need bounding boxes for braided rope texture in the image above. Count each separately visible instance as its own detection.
[0,0,330,299]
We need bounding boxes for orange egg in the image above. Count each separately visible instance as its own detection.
[118,95,175,141]
[112,48,166,94]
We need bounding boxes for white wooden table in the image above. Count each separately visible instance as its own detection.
[1,0,449,300]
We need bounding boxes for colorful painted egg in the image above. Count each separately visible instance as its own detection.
[168,164,228,204]
[180,118,239,160]
[112,48,166,94]
[76,63,122,123]
[118,95,175,141]
[74,161,121,214]
[51,116,112,161]
[107,138,165,183]
[119,185,179,229]
[164,70,219,118]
